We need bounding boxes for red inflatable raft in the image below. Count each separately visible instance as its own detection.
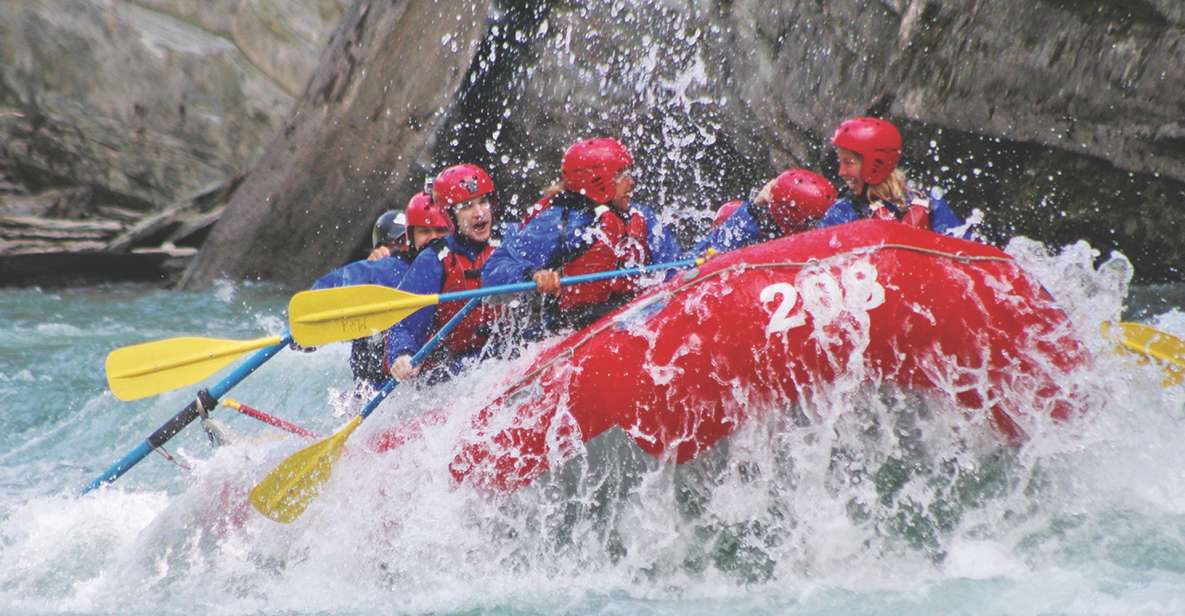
[377,220,1087,492]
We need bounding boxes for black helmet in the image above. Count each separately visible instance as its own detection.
[371,210,409,251]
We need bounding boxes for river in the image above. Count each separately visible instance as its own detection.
[1,238,1184,615]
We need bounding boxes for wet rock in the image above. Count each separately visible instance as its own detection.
[189,0,1182,285]
[0,0,344,285]
[181,0,495,288]
[0,177,234,286]
[8,0,1178,286]
[0,2,292,205]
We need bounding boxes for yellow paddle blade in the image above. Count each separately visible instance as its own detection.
[250,415,363,523]
[288,284,439,347]
[105,335,283,401]
[1109,321,1185,386]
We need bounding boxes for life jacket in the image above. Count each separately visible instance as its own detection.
[558,205,650,313]
[431,240,499,356]
[868,191,931,230]
[522,194,555,225]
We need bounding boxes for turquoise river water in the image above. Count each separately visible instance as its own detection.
[1,238,1184,615]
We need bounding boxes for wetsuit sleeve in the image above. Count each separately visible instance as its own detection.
[816,200,858,229]
[385,249,445,363]
[361,256,412,288]
[927,197,969,238]
[481,207,566,286]
[638,204,683,265]
[692,202,764,256]
[311,259,371,289]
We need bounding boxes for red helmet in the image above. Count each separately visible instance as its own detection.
[561,137,633,204]
[767,168,837,233]
[712,199,744,226]
[371,210,408,250]
[404,191,451,230]
[432,164,495,208]
[831,117,902,186]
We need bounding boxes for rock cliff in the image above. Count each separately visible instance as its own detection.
[0,0,345,284]
[5,0,1180,286]
[184,0,1184,287]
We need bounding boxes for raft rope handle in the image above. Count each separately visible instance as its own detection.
[497,242,1015,398]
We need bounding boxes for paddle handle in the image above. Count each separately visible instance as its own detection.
[358,298,481,423]
[80,335,291,494]
[435,257,702,305]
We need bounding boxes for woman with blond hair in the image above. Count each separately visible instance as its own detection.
[818,116,966,236]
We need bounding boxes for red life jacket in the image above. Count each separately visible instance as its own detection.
[522,194,554,225]
[559,205,650,312]
[869,194,930,229]
[432,241,499,356]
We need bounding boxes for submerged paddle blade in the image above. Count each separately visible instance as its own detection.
[1112,321,1185,386]
[106,335,283,401]
[250,415,363,523]
[288,285,438,347]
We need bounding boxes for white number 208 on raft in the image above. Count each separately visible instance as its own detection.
[760,259,886,335]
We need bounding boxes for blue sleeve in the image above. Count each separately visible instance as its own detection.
[692,202,763,256]
[636,204,682,265]
[311,259,372,289]
[312,257,410,290]
[385,249,444,362]
[928,197,968,238]
[482,208,565,286]
[358,257,411,288]
[816,200,858,229]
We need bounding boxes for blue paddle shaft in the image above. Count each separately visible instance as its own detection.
[434,258,699,305]
[358,298,481,422]
[80,334,292,494]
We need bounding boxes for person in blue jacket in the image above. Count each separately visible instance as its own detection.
[387,163,503,382]
[695,168,837,255]
[818,116,967,236]
[482,137,681,331]
[310,193,451,387]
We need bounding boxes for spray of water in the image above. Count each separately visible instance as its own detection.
[3,2,1184,611]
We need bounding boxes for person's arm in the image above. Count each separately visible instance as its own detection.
[361,256,412,288]
[310,259,370,290]
[636,204,684,264]
[482,207,565,293]
[815,199,857,229]
[385,249,445,374]
[927,196,968,238]
[692,202,764,256]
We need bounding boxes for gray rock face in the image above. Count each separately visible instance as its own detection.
[180,0,494,288]
[456,0,1185,279]
[181,0,1183,285]
[0,0,346,284]
[0,0,345,209]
